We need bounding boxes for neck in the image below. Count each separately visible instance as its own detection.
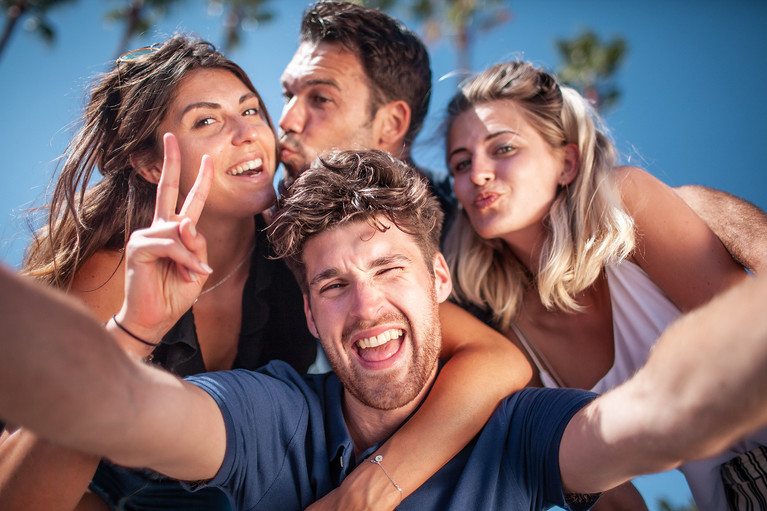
[196,213,257,278]
[501,223,548,275]
[343,364,437,458]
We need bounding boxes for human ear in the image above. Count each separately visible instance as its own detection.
[432,252,453,303]
[372,100,411,156]
[559,143,580,186]
[130,152,163,184]
[303,294,320,338]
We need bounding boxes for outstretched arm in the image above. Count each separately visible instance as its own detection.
[0,134,225,482]
[675,184,767,273]
[559,272,767,494]
[309,301,532,510]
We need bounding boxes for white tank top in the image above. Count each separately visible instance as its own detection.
[512,260,766,511]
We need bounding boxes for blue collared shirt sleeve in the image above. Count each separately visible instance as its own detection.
[185,362,321,510]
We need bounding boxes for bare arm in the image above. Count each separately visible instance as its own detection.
[675,185,767,273]
[618,167,748,312]
[308,301,532,510]
[0,134,225,482]
[559,272,767,494]
[0,264,225,480]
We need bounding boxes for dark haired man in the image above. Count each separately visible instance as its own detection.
[1,149,767,511]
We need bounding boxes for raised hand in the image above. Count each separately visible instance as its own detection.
[115,133,214,343]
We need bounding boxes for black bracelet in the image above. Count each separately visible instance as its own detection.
[111,314,160,348]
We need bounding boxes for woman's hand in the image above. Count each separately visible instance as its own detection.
[115,133,214,342]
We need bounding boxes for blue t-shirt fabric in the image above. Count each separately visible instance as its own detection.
[188,361,597,511]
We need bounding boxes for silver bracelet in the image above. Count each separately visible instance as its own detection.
[369,454,403,501]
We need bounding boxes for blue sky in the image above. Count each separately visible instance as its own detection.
[1,0,765,507]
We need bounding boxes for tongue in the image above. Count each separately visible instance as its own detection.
[358,338,400,363]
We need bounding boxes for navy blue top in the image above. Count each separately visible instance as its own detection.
[188,361,598,511]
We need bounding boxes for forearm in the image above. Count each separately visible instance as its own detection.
[0,428,100,511]
[561,273,767,493]
[0,265,148,460]
[675,185,767,273]
[312,302,531,510]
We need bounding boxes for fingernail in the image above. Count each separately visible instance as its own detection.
[201,262,213,274]
[188,222,197,237]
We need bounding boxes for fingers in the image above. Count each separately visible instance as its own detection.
[129,222,212,280]
[154,133,181,222]
[178,217,210,272]
[179,154,213,222]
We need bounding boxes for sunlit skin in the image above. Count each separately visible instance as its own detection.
[301,219,452,416]
[279,42,377,178]
[447,100,578,270]
[149,68,277,220]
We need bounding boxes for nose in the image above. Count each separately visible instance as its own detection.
[231,116,262,146]
[279,95,304,135]
[470,153,495,186]
[350,280,385,321]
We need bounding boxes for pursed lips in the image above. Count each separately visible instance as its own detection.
[473,190,500,210]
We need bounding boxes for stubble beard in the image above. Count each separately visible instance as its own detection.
[328,300,441,411]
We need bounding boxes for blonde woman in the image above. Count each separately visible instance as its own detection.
[443,60,764,511]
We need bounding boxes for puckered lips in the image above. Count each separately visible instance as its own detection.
[353,327,405,367]
[473,189,500,210]
[228,157,264,177]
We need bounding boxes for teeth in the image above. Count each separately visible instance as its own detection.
[230,158,263,176]
[357,329,403,349]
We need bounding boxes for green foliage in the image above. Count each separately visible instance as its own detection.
[0,0,77,61]
[213,0,274,53]
[555,30,626,111]
[355,0,511,73]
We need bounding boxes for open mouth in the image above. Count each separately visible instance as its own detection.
[355,328,404,363]
[228,157,263,176]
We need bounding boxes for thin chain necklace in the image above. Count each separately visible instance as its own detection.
[197,242,255,298]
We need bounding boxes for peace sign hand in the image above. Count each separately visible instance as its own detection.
[115,133,214,345]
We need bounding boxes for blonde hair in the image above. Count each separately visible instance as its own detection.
[443,61,635,330]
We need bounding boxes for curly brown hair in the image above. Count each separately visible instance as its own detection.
[268,149,443,292]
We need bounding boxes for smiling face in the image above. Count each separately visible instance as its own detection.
[152,68,277,218]
[279,42,378,179]
[302,219,451,411]
[447,100,576,252]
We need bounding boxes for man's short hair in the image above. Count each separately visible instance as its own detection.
[299,1,431,150]
[269,150,444,293]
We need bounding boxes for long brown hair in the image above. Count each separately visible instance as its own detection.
[23,34,275,289]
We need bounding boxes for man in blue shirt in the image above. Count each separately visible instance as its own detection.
[1,149,767,510]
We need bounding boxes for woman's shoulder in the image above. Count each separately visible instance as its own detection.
[69,250,125,321]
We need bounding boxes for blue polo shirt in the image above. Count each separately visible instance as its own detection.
[188,361,597,511]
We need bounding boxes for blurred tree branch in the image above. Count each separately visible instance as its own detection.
[0,0,76,63]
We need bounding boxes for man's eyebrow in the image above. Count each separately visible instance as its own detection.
[447,129,520,160]
[309,254,413,288]
[371,254,412,269]
[310,268,339,288]
[282,77,340,91]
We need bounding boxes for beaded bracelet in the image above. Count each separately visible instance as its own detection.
[111,314,160,348]
[369,454,403,502]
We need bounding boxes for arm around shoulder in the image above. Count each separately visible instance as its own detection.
[675,184,767,273]
[616,167,748,312]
